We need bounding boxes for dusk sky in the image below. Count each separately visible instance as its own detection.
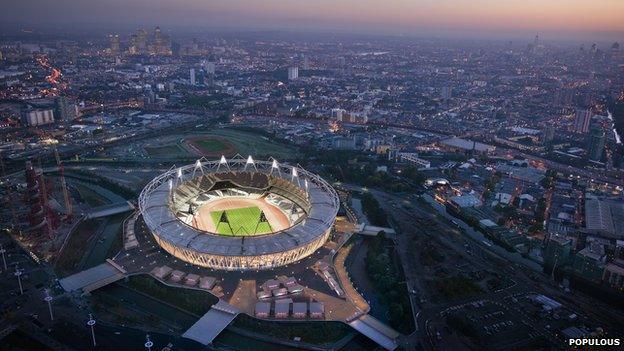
[2,0,624,40]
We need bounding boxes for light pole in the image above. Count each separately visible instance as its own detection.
[14,265,23,294]
[0,244,7,271]
[44,289,54,321]
[87,314,96,347]
[145,334,153,351]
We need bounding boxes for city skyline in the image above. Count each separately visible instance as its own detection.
[2,0,624,41]
[1,2,624,350]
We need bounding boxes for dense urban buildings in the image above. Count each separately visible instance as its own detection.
[1,2,624,350]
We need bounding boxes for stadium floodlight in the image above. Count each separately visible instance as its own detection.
[291,167,301,186]
[270,159,280,175]
[245,155,257,171]
[217,155,230,171]
[193,159,204,176]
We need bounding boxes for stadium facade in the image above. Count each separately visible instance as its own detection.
[138,156,339,271]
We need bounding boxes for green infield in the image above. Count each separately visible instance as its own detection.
[196,138,230,152]
[210,206,272,236]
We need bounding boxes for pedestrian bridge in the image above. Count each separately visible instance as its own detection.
[356,223,396,236]
[85,201,135,219]
[59,259,127,294]
[182,300,240,345]
[348,314,399,350]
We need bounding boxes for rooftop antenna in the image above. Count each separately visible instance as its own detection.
[54,147,72,217]
[43,289,54,321]
[87,314,97,347]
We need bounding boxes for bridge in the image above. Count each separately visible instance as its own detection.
[348,314,399,351]
[356,223,396,236]
[182,300,240,345]
[85,201,135,219]
[58,259,127,295]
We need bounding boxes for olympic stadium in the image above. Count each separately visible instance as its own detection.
[138,156,339,271]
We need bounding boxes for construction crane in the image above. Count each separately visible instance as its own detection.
[54,148,72,217]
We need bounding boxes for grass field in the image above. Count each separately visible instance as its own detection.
[196,138,231,152]
[210,206,272,235]
[195,129,296,159]
[144,144,189,158]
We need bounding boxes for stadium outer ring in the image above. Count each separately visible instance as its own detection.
[138,156,339,271]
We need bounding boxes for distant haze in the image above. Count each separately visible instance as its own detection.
[2,0,623,41]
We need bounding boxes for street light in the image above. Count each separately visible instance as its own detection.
[0,244,7,271]
[145,334,154,351]
[14,265,23,294]
[44,289,54,321]
[87,314,97,347]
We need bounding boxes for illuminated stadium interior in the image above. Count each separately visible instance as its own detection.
[138,156,339,271]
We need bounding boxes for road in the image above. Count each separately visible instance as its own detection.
[343,183,624,350]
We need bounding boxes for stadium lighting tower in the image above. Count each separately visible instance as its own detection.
[43,289,54,321]
[270,159,280,175]
[193,159,203,177]
[0,244,7,271]
[14,265,23,294]
[217,155,230,171]
[87,314,97,347]
[244,155,256,171]
[145,334,154,351]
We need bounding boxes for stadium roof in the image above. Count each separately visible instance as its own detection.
[139,157,339,257]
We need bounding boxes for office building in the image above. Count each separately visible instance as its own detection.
[543,235,573,271]
[189,68,196,85]
[586,127,605,161]
[331,108,345,121]
[55,96,78,122]
[204,61,216,75]
[22,109,55,127]
[542,125,555,145]
[288,66,299,80]
[109,34,120,55]
[574,108,591,133]
[441,86,452,100]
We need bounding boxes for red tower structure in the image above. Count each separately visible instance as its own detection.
[24,161,58,238]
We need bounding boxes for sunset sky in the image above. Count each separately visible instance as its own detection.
[2,0,623,40]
